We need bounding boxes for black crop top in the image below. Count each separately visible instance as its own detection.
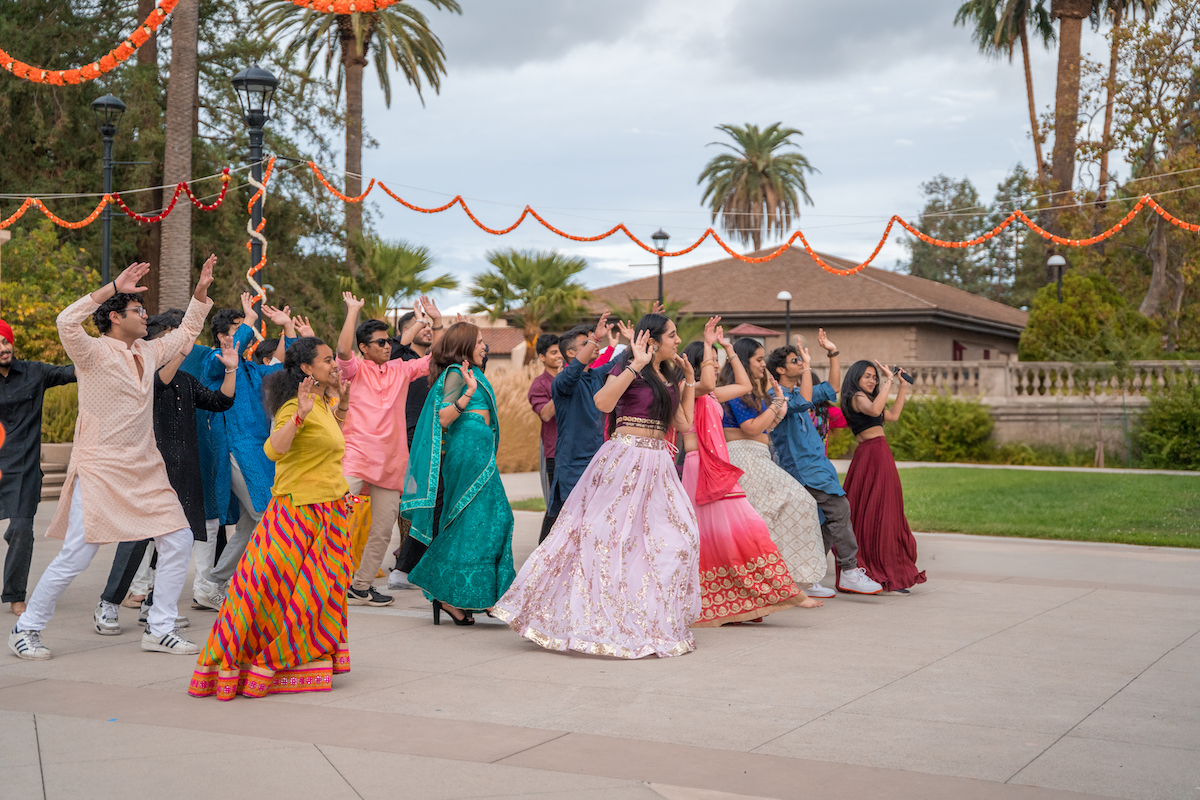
[844,392,884,435]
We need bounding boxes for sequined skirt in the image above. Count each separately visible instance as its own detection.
[493,434,701,659]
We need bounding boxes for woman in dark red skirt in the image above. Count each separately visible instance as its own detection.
[840,360,926,593]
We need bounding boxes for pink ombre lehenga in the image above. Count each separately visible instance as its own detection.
[682,394,805,626]
[493,378,701,658]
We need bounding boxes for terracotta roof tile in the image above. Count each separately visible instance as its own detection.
[480,327,527,355]
[727,323,782,337]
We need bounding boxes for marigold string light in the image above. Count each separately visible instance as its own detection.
[246,156,277,339]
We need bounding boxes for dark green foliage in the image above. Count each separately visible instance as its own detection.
[1137,371,1200,470]
[1018,272,1158,362]
[886,396,996,463]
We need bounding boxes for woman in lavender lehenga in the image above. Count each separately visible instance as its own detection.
[493,314,701,658]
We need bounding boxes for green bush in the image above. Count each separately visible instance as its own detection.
[991,442,1093,467]
[1137,372,1200,470]
[41,384,78,443]
[825,426,857,459]
[886,396,994,462]
[1018,272,1158,362]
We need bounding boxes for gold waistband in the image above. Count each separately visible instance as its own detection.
[616,415,665,432]
[611,433,667,450]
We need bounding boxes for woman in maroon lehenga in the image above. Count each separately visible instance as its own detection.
[840,360,926,593]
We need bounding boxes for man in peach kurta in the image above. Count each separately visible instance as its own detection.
[334,292,439,606]
[8,259,217,661]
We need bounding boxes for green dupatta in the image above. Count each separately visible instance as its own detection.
[400,364,499,545]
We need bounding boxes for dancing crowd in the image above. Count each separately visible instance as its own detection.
[0,259,924,699]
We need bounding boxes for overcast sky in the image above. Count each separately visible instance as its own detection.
[350,0,1111,312]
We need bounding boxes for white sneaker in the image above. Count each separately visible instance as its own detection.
[837,567,883,595]
[807,582,836,599]
[388,570,417,590]
[192,583,225,611]
[174,616,190,629]
[8,626,51,660]
[94,600,121,636]
[141,629,200,655]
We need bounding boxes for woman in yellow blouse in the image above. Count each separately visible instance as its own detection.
[189,337,356,701]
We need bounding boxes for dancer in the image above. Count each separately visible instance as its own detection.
[0,319,76,617]
[528,333,561,516]
[721,338,828,596]
[841,360,925,593]
[494,314,701,659]
[767,332,882,596]
[93,311,238,635]
[8,258,217,660]
[336,292,440,607]
[681,322,816,626]
[401,322,515,625]
[190,337,355,700]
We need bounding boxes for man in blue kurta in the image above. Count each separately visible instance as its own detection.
[767,331,882,597]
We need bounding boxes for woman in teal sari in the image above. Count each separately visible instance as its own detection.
[401,322,515,625]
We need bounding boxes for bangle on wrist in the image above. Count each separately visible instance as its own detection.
[625,365,640,378]
[432,325,443,330]
[828,349,840,357]
[685,380,696,388]
[292,413,305,428]
[224,367,237,374]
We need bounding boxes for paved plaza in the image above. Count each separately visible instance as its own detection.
[1,478,1198,800]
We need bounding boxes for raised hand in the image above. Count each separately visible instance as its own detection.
[240,292,258,321]
[261,304,292,327]
[800,343,812,367]
[114,262,150,294]
[715,325,733,350]
[454,313,468,325]
[875,360,894,384]
[650,301,665,315]
[703,316,721,345]
[767,372,786,407]
[817,327,837,354]
[420,296,443,325]
[196,254,217,293]
[460,360,478,395]
[336,377,352,408]
[630,329,653,371]
[292,315,315,338]
[343,291,364,312]
[615,319,635,342]
[296,377,317,419]
[216,340,240,370]
[606,327,620,349]
[592,310,613,342]
[674,353,695,381]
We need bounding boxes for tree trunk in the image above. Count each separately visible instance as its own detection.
[158,0,199,309]
[1098,3,1123,205]
[136,0,162,313]
[1139,216,1172,317]
[340,17,371,277]
[1019,18,1046,186]
[1049,0,1091,209]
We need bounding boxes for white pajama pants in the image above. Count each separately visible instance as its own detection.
[16,479,192,637]
[191,518,221,597]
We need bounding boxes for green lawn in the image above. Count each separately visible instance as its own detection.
[510,497,547,513]
[896,468,1200,548]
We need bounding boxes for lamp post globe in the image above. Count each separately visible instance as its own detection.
[651,228,669,306]
[232,65,279,324]
[776,290,793,342]
[91,93,126,283]
[1048,254,1067,303]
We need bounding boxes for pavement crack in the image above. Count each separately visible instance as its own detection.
[314,743,366,799]
[1003,625,1200,784]
[490,731,570,764]
[33,713,47,800]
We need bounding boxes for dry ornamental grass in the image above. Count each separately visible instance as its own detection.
[490,362,543,474]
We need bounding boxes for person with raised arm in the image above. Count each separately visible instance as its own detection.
[8,258,218,661]
[766,331,883,596]
[495,313,701,659]
[840,359,925,593]
[336,292,439,607]
[680,318,818,626]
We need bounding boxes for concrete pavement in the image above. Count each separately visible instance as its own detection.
[1,494,1198,799]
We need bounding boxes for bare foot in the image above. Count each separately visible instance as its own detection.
[9,601,26,616]
[799,597,824,608]
[441,602,466,622]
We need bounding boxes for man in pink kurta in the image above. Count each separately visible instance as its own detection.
[335,292,441,605]
[8,260,217,662]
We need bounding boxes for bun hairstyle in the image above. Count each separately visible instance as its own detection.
[608,313,682,431]
[429,322,481,383]
[719,337,769,412]
[263,336,325,415]
[840,359,878,418]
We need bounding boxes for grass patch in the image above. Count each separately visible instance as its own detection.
[898,468,1200,548]
[510,497,547,513]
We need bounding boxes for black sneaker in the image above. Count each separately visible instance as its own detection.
[347,587,394,607]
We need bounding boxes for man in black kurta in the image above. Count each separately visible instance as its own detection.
[0,319,76,615]
[93,311,236,635]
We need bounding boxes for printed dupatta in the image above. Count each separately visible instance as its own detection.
[693,394,744,505]
[400,364,499,545]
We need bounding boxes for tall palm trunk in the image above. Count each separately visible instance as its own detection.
[1049,0,1091,211]
[1098,2,1124,205]
[136,0,163,312]
[1018,17,1047,186]
[339,16,372,277]
[159,0,199,308]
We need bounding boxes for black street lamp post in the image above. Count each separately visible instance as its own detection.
[92,94,126,284]
[232,65,279,321]
[777,290,792,342]
[1048,254,1067,303]
[651,228,669,306]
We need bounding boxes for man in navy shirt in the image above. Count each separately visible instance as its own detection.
[542,313,618,540]
[768,331,881,596]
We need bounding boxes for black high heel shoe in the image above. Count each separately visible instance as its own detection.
[432,600,474,626]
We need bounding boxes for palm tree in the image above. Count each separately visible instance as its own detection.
[606,297,707,348]
[1047,0,1097,203]
[469,249,591,359]
[341,235,458,322]
[1097,0,1159,203]
[159,0,200,309]
[955,0,1056,185]
[697,123,817,251]
[258,0,461,274]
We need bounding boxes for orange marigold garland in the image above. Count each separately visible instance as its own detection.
[290,0,403,12]
[0,0,179,85]
[245,157,277,340]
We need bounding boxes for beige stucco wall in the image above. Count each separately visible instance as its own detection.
[744,324,919,368]
[913,325,1019,362]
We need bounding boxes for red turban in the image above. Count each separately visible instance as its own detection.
[0,320,12,345]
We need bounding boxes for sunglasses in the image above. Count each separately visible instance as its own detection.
[368,338,391,348]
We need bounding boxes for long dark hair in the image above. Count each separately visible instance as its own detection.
[263,336,326,415]
[429,322,480,383]
[609,313,682,431]
[840,359,878,418]
[719,338,768,412]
